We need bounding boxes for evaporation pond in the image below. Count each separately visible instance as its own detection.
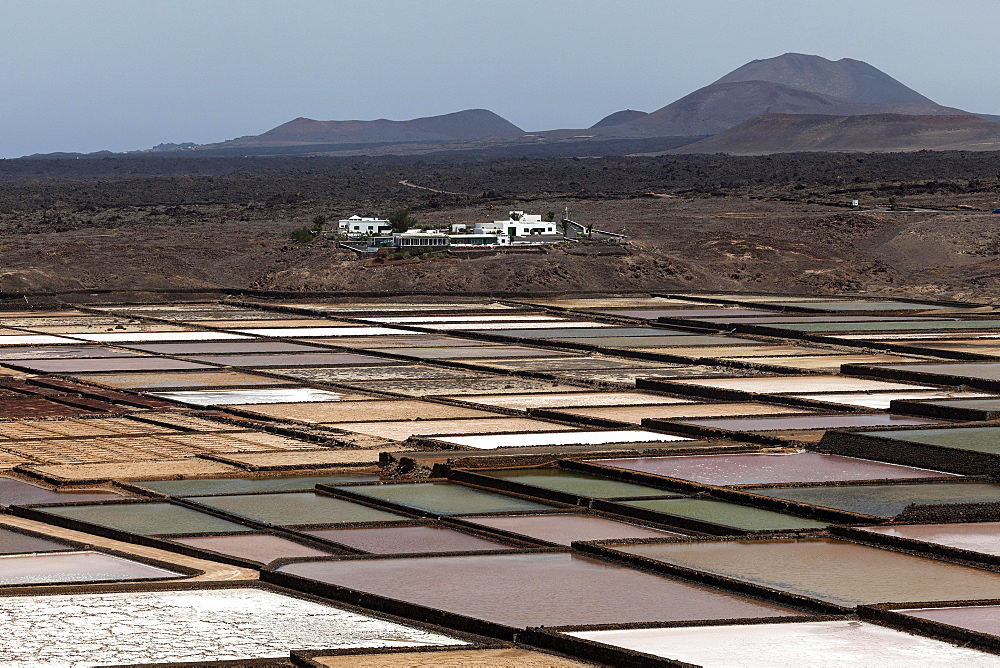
[567,621,1000,667]
[0,477,125,506]
[276,552,803,628]
[41,502,256,535]
[478,469,674,498]
[335,482,555,515]
[857,427,1000,455]
[0,526,73,554]
[0,588,463,665]
[0,346,147,360]
[169,534,335,563]
[460,513,685,546]
[313,649,592,667]
[149,388,351,406]
[750,482,1000,518]
[613,537,1000,606]
[190,492,407,526]
[0,550,183,585]
[183,353,395,367]
[436,430,691,450]
[302,525,516,554]
[127,341,324,354]
[877,362,1000,381]
[682,414,938,431]
[589,452,954,486]
[136,473,379,496]
[10,358,214,373]
[901,605,1000,636]
[773,320,1000,332]
[860,522,1000,556]
[620,498,828,531]
[70,370,292,390]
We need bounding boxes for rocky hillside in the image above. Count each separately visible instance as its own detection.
[672,113,1000,154]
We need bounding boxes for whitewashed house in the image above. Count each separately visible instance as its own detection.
[338,216,392,237]
[478,211,558,237]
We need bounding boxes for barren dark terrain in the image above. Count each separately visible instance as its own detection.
[2,152,1000,302]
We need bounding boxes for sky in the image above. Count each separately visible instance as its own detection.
[2,0,999,158]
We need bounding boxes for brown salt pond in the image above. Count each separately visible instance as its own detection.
[367,346,574,360]
[71,370,293,390]
[9,358,214,373]
[275,552,804,628]
[594,307,774,319]
[125,341,325,354]
[0,398,92,419]
[265,365,481,383]
[0,550,184,585]
[589,452,955,486]
[859,522,1000,556]
[679,414,941,432]
[0,346,148,360]
[333,418,571,441]
[301,524,518,553]
[458,513,685,546]
[168,534,336,563]
[555,366,757,384]
[183,352,397,367]
[660,345,843,358]
[483,357,668,371]
[721,354,926,372]
[443,392,692,412]
[556,403,813,424]
[900,605,1000,636]
[235,400,499,423]
[307,335,486,348]
[611,537,1000,606]
[334,378,584,397]
[311,648,593,667]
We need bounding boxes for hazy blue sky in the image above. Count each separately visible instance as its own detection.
[3,0,998,157]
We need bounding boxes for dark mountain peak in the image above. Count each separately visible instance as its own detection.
[591,109,648,129]
[222,109,523,148]
[605,80,847,137]
[713,53,933,104]
[404,109,524,140]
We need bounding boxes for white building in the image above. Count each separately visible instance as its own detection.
[393,229,450,248]
[338,215,392,237]
[478,211,558,236]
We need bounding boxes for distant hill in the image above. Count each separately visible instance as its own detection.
[712,53,933,104]
[671,113,1000,155]
[595,54,967,138]
[203,109,524,149]
[590,109,648,128]
[23,52,1000,159]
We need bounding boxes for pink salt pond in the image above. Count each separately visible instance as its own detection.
[587,452,956,486]
[276,552,804,628]
[900,605,1000,637]
[301,524,518,554]
[859,522,1000,557]
[169,534,335,563]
